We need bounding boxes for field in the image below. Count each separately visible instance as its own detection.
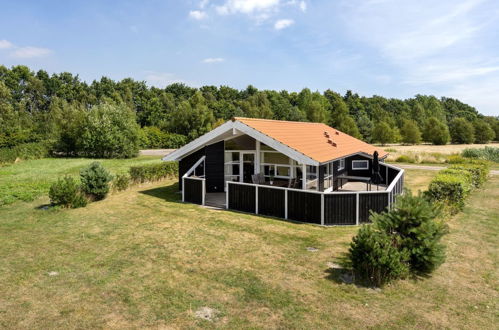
[0,158,497,329]
[381,142,498,155]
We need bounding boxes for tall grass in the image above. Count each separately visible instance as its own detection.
[462,147,499,163]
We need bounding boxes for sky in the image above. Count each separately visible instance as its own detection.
[0,0,498,116]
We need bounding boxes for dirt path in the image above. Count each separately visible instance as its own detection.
[396,163,499,175]
[139,149,175,157]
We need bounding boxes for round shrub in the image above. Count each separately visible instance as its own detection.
[395,155,415,163]
[425,173,472,213]
[349,225,409,287]
[49,176,87,208]
[80,162,113,200]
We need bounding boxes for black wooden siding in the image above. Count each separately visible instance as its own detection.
[183,178,203,204]
[287,190,321,224]
[258,187,285,218]
[178,148,205,190]
[205,141,225,193]
[387,166,399,186]
[359,193,388,223]
[324,194,356,225]
[228,183,256,213]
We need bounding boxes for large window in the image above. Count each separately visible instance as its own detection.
[352,160,369,170]
[338,158,345,171]
[260,150,295,179]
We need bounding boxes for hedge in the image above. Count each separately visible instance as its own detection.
[129,161,178,183]
[426,173,472,213]
[0,142,51,164]
[448,163,489,188]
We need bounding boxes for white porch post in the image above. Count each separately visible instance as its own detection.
[316,165,320,191]
[255,140,260,174]
[302,163,307,190]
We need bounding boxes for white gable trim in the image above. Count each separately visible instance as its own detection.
[162,119,319,165]
[162,121,234,161]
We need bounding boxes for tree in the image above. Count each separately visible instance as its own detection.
[400,119,422,145]
[449,118,474,144]
[371,121,395,145]
[473,120,495,144]
[76,102,140,158]
[423,117,450,145]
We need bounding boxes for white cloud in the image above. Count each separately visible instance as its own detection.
[299,1,307,12]
[10,46,52,58]
[189,10,207,20]
[202,57,225,63]
[199,0,210,9]
[274,18,294,30]
[216,0,280,15]
[0,39,14,49]
[144,71,184,87]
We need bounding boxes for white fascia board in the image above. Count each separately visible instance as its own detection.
[162,121,234,161]
[233,121,318,166]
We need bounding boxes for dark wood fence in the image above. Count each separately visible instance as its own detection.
[225,164,404,226]
[183,177,205,205]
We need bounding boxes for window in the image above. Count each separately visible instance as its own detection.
[352,160,369,170]
[338,158,345,170]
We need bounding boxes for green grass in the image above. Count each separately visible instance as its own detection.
[0,156,161,206]
[0,160,497,328]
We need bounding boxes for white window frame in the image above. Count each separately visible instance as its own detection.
[352,160,369,170]
[338,158,345,171]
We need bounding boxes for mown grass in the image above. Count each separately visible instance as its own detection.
[0,163,497,329]
[0,156,161,206]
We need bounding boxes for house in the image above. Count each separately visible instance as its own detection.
[163,117,404,225]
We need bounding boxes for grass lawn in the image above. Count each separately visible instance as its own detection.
[0,156,162,206]
[0,162,497,328]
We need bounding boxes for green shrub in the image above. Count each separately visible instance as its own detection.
[139,126,187,149]
[0,142,51,164]
[80,162,113,200]
[372,192,447,274]
[448,163,489,188]
[113,173,131,191]
[349,225,409,287]
[446,154,467,164]
[49,176,87,208]
[395,155,415,163]
[462,147,499,163]
[129,161,178,183]
[425,173,472,213]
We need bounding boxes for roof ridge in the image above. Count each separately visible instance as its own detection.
[234,117,326,125]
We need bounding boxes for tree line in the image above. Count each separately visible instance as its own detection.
[0,65,497,158]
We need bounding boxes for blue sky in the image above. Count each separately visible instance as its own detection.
[0,0,498,115]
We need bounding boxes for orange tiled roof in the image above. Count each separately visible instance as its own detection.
[235,117,388,163]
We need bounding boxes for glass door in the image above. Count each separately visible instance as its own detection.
[240,152,255,183]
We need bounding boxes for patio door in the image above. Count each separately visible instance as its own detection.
[240,152,255,183]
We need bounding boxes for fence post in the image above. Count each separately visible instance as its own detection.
[226,182,229,209]
[255,185,259,214]
[202,179,206,206]
[284,189,288,219]
[182,177,185,202]
[355,193,359,225]
[320,193,324,225]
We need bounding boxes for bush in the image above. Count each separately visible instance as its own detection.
[113,173,131,191]
[462,147,499,163]
[49,176,87,208]
[395,155,415,163]
[372,192,447,274]
[129,161,178,183]
[446,155,467,164]
[425,173,472,213]
[0,142,51,164]
[349,225,409,287]
[448,163,489,188]
[139,126,187,149]
[73,102,140,158]
[449,118,474,144]
[80,162,113,200]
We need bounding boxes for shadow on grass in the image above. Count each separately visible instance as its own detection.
[323,252,383,289]
[138,182,183,204]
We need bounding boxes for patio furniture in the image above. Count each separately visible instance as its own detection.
[337,174,372,191]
